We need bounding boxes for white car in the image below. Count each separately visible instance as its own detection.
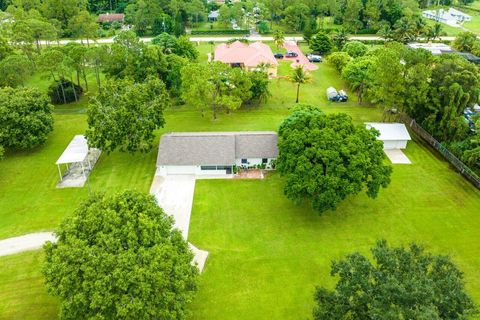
[307,54,322,62]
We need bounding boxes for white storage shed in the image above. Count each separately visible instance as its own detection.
[365,123,412,150]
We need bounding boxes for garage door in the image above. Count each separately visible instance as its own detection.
[166,166,197,175]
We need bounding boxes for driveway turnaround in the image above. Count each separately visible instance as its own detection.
[384,149,412,164]
[0,232,55,257]
[283,41,318,71]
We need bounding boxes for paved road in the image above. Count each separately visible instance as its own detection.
[37,35,458,46]
[0,232,55,257]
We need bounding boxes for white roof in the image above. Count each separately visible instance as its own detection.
[56,135,89,165]
[365,123,412,141]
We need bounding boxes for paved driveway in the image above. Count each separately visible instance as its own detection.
[283,41,318,71]
[384,149,412,164]
[150,174,209,272]
[150,175,196,239]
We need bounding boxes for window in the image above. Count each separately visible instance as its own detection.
[262,158,268,164]
[241,159,247,164]
[200,166,217,170]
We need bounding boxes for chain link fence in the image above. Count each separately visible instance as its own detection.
[399,114,480,190]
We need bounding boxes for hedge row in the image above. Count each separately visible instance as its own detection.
[190,29,249,35]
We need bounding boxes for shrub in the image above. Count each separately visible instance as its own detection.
[310,32,334,55]
[0,87,54,151]
[327,52,352,73]
[343,41,368,58]
[48,78,83,104]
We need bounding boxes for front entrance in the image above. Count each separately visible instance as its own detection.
[226,167,232,174]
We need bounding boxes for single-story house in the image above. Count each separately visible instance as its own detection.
[156,132,278,176]
[407,43,454,55]
[98,13,125,24]
[214,41,278,77]
[365,123,412,150]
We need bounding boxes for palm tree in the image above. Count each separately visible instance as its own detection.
[273,30,285,50]
[425,23,446,41]
[287,65,312,103]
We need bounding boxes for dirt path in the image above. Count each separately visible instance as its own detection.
[0,232,55,257]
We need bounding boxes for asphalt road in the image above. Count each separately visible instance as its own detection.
[37,35,458,46]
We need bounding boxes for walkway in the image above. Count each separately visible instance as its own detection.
[384,149,412,164]
[0,232,55,257]
[283,41,318,71]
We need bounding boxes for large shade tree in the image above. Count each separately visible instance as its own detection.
[276,105,392,213]
[43,190,198,320]
[314,240,478,319]
[181,61,252,120]
[0,87,54,151]
[86,77,169,153]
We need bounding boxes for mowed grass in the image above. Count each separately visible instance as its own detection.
[1,45,478,318]
[188,140,480,319]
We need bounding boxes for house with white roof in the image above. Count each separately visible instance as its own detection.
[422,8,471,26]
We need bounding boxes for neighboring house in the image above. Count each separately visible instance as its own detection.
[156,132,278,176]
[365,123,412,150]
[214,40,279,77]
[422,8,471,26]
[98,13,125,24]
[407,43,454,55]
[208,10,220,21]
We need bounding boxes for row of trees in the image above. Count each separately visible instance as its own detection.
[325,41,480,173]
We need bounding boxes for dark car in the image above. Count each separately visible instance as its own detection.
[274,53,284,59]
[285,51,298,57]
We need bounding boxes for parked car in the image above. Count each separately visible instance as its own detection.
[274,53,284,59]
[285,51,298,57]
[307,54,322,62]
[327,87,348,102]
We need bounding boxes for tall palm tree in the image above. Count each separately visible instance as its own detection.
[273,30,285,50]
[425,23,446,41]
[287,65,312,103]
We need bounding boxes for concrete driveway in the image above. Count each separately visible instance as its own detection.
[150,174,209,272]
[150,175,196,239]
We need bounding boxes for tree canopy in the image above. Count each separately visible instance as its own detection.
[277,105,392,213]
[0,87,54,151]
[86,77,169,153]
[314,240,478,319]
[181,61,253,120]
[43,190,198,320]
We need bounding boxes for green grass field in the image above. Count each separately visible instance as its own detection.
[0,44,479,319]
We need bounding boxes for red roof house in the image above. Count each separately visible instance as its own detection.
[214,41,278,77]
[98,13,125,23]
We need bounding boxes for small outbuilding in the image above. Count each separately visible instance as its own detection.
[55,135,101,188]
[98,13,125,24]
[365,123,411,150]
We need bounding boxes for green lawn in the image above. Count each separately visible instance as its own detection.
[0,44,479,319]
[188,140,480,319]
